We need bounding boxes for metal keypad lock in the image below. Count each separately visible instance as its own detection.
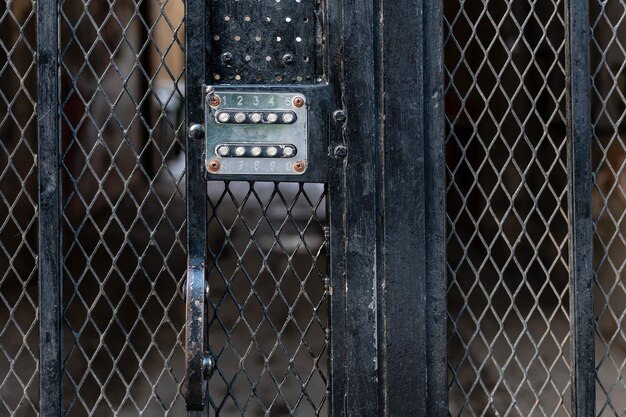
[205,90,308,176]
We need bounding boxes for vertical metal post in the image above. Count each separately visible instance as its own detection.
[184,0,208,412]
[423,0,448,413]
[38,0,62,415]
[565,0,594,414]
[380,0,427,413]
[380,0,446,414]
[334,0,381,414]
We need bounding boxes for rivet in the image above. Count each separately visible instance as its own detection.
[221,52,234,66]
[188,124,204,140]
[333,144,348,159]
[266,146,278,157]
[203,353,215,378]
[333,110,347,124]
[267,113,278,123]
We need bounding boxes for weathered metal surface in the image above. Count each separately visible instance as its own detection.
[207,0,325,84]
[21,0,624,415]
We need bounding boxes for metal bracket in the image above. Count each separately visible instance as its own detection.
[183,257,209,411]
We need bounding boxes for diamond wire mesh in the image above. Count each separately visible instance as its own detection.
[0,1,39,416]
[591,1,626,415]
[59,0,187,415]
[444,0,572,415]
[206,181,329,417]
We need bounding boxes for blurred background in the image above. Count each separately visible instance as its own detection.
[0,0,625,416]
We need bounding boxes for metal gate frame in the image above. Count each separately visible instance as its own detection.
[182,0,447,414]
[33,0,599,416]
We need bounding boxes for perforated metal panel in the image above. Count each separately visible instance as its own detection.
[208,0,325,84]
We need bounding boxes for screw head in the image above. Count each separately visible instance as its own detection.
[333,144,348,159]
[221,52,234,66]
[283,53,295,65]
[208,160,221,173]
[189,124,204,140]
[333,110,347,124]
[293,96,305,108]
[209,94,221,107]
[293,160,306,173]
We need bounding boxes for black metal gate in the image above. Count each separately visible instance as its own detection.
[2,0,626,415]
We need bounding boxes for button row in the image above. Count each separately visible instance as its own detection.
[215,111,297,124]
[215,144,297,158]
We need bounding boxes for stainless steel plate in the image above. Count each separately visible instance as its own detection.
[205,90,308,176]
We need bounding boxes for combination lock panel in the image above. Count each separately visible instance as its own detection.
[205,89,308,176]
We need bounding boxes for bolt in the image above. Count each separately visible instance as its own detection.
[283,53,295,65]
[293,160,306,173]
[293,96,305,108]
[333,144,348,159]
[208,159,221,173]
[189,124,205,140]
[221,52,234,66]
[209,94,221,107]
[333,110,347,124]
[203,353,215,378]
